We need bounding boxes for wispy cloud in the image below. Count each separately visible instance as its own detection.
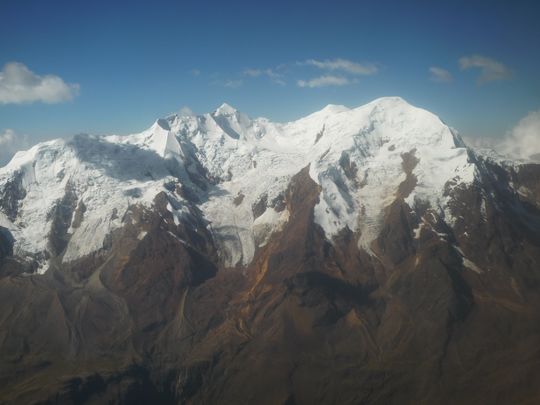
[0,129,29,166]
[190,69,201,76]
[210,77,243,88]
[0,62,79,104]
[303,58,378,75]
[459,55,511,84]
[223,79,243,88]
[244,68,277,78]
[297,75,354,88]
[429,66,452,82]
[211,58,376,89]
[243,68,286,85]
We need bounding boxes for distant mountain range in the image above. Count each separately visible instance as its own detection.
[1,97,540,404]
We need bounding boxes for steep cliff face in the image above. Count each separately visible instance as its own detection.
[1,98,540,404]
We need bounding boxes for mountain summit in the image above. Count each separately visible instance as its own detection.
[1,98,540,404]
[1,97,474,270]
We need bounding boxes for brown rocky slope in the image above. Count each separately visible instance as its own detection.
[1,157,540,404]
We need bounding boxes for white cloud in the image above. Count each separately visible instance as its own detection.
[0,62,79,104]
[467,109,540,163]
[0,129,29,166]
[303,58,378,75]
[429,66,452,82]
[297,75,353,88]
[190,69,201,76]
[459,55,511,84]
[498,109,540,162]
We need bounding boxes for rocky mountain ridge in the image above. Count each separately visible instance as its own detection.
[1,98,540,404]
[1,97,479,271]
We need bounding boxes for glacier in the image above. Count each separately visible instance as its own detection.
[0,97,477,272]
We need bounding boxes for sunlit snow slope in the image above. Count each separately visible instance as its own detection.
[0,97,478,272]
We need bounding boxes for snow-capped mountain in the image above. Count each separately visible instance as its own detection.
[2,98,540,404]
[1,97,478,272]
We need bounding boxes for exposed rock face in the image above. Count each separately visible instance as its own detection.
[1,99,540,404]
[0,170,26,221]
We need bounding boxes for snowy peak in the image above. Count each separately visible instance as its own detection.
[155,118,171,131]
[322,103,349,111]
[214,102,238,116]
[0,97,483,272]
[146,119,182,158]
[367,95,408,107]
[4,99,540,405]
[210,103,253,141]
[312,104,350,116]
[307,97,409,120]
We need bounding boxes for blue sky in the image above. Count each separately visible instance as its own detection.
[1,0,539,152]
